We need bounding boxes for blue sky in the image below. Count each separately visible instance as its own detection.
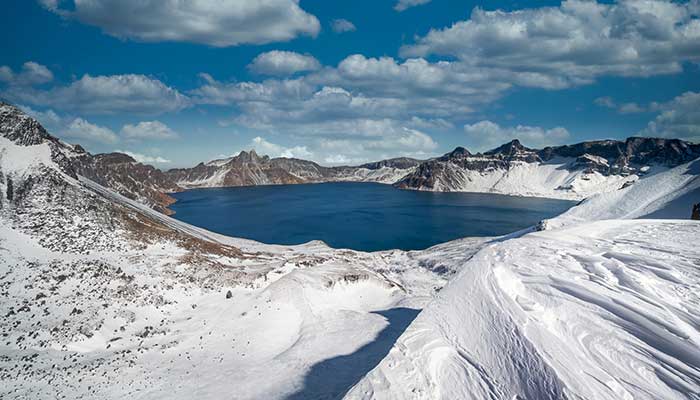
[1,0,699,168]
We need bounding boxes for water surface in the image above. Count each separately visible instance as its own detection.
[171,182,574,251]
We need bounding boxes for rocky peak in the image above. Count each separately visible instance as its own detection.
[232,150,269,165]
[0,102,53,146]
[485,139,527,156]
[439,146,471,161]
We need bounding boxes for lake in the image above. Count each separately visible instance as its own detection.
[170,182,574,252]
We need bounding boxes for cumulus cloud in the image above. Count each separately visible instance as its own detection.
[248,136,312,159]
[331,19,356,33]
[394,0,431,12]
[5,74,189,115]
[594,96,646,114]
[121,120,178,140]
[19,104,119,144]
[65,118,119,144]
[40,0,320,47]
[248,51,321,76]
[401,0,700,87]
[116,150,171,164]
[464,120,571,151]
[0,61,53,86]
[640,91,700,142]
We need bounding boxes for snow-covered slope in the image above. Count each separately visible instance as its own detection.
[347,155,700,400]
[2,102,699,399]
[0,104,486,399]
[396,138,700,200]
[543,158,700,229]
[347,219,700,399]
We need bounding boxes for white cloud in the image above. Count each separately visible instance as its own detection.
[5,74,189,115]
[464,120,571,151]
[41,0,320,47]
[401,1,700,86]
[594,96,616,109]
[0,61,54,86]
[121,120,178,140]
[248,51,321,76]
[248,136,312,159]
[640,91,700,142]
[618,102,645,114]
[394,0,431,12]
[595,96,646,114]
[116,150,171,164]
[331,19,356,33]
[19,104,118,144]
[65,118,119,144]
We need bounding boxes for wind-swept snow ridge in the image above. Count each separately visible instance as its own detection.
[346,220,700,399]
[544,158,700,229]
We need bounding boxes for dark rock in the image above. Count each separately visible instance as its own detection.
[225,290,233,299]
[692,203,700,220]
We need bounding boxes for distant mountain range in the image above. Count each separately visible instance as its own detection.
[2,101,699,215]
[165,150,420,189]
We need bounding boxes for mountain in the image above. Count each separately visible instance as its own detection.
[1,101,699,399]
[71,148,183,215]
[0,103,183,214]
[396,137,700,200]
[165,151,421,189]
[0,100,459,399]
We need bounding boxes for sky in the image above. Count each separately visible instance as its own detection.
[1,0,699,168]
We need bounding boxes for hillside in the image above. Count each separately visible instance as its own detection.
[165,151,421,189]
[0,103,698,399]
[396,138,700,200]
[0,103,483,399]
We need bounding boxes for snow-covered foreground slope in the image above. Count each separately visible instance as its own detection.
[544,158,700,229]
[347,219,700,399]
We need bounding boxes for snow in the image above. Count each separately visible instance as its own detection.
[0,137,56,177]
[347,219,700,399]
[545,158,700,229]
[420,157,639,201]
[1,124,699,399]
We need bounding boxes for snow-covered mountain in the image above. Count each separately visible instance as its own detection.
[165,151,420,189]
[347,158,700,400]
[0,102,480,399]
[396,138,700,200]
[1,102,699,399]
[0,103,183,214]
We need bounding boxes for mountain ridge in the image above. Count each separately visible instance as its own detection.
[4,101,700,212]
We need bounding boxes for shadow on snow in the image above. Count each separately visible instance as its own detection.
[285,307,421,400]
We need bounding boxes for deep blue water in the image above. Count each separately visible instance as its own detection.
[170,183,574,252]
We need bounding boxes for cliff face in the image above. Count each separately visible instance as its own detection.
[395,138,700,200]
[166,151,421,188]
[71,150,182,215]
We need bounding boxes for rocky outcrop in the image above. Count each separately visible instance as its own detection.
[693,203,700,220]
[0,102,182,214]
[71,150,182,215]
[396,137,700,200]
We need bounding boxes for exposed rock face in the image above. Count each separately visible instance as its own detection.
[72,151,182,215]
[166,151,421,188]
[396,138,700,200]
[693,203,700,220]
[0,102,183,215]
